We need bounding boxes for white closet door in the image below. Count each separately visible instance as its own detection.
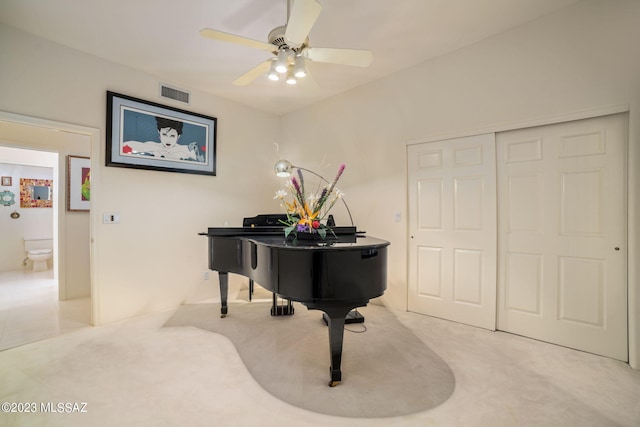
[496,114,627,361]
[408,134,497,330]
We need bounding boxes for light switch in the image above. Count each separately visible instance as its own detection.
[103,213,120,224]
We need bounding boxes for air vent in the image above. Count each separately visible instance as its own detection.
[159,84,190,104]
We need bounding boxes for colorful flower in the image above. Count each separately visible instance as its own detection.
[276,164,347,240]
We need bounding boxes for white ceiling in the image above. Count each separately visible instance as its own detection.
[0,0,580,115]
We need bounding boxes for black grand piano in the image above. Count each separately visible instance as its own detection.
[203,214,390,386]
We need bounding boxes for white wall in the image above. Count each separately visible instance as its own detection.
[0,160,54,272]
[280,0,640,368]
[0,23,281,324]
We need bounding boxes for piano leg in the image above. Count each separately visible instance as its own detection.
[326,312,346,387]
[218,272,229,318]
[306,303,360,387]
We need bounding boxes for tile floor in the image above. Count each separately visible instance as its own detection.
[0,269,91,351]
[1,276,639,426]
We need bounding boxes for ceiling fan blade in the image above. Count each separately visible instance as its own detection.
[303,47,373,67]
[284,0,322,48]
[200,28,277,53]
[232,60,272,86]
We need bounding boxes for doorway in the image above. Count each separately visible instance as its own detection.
[0,147,58,276]
[0,111,96,346]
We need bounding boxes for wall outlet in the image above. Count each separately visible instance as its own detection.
[203,271,210,280]
[394,212,401,222]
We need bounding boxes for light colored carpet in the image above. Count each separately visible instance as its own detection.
[163,301,455,418]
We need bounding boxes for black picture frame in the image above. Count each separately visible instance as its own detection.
[106,91,216,176]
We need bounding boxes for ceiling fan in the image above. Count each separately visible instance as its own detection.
[200,0,373,86]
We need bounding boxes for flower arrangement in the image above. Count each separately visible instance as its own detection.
[274,164,346,240]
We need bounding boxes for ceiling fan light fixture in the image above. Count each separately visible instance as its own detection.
[267,58,280,81]
[293,54,307,78]
[275,49,289,74]
[285,65,297,85]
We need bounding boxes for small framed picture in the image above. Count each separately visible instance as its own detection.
[67,155,91,211]
[1,176,11,186]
